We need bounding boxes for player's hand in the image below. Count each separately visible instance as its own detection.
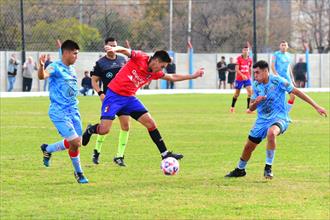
[56,39,61,49]
[242,75,248,80]
[39,54,46,67]
[99,93,105,102]
[316,106,327,117]
[104,45,116,53]
[193,68,204,78]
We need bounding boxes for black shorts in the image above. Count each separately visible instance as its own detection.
[227,73,235,83]
[295,73,306,81]
[218,72,226,81]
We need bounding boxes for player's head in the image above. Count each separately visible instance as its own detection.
[104,37,117,56]
[279,40,288,52]
[229,57,234,63]
[148,50,171,72]
[242,46,249,57]
[61,40,79,65]
[253,60,269,83]
[221,56,225,60]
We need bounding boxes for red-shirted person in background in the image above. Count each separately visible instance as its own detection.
[82,45,204,161]
[230,46,253,113]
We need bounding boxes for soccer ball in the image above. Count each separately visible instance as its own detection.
[161,157,179,176]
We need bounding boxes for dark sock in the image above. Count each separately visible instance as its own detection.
[148,128,167,153]
[265,164,272,170]
[89,124,99,134]
[231,97,237,107]
[247,97,251,109]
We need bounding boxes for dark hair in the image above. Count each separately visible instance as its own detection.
[221,56,225,59]
[151,50,171,63]
[280,40,288,44]
[253,60,269,71]
[61,40,80,51]
[243,46,249,49]
[105,37,116,44]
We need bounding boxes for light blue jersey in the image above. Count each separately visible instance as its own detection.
[249,74,294,140]
[272,51,292,83]
[46,60,82,140]
[46,60,79,109]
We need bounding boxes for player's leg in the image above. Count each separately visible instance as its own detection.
[230,86,241,113]
[264,120,289,179]
[245,84,254,114]
[82,119,113,146]
[92,134,107,164]
[113,115,130,167]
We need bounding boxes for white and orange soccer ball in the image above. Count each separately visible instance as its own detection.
[161,157,179,176]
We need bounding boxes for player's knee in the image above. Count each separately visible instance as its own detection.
[70,138,81,148]
[145,120,157,131]
[120,123,130,131]
[98,127,110,135]
[267,130,277,142]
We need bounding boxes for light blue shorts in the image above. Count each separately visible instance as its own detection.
[49,106,82,141]
[249,118,289,142]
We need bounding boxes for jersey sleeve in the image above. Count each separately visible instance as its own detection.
[91,62,102,77]
[152,71,165,80]
[130,50,148,60]
[45,62,58,77]
[278,75,294,93]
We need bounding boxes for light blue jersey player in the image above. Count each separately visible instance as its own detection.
[271,40,296,110]
[38,40,88,184]
[226,60,327,179]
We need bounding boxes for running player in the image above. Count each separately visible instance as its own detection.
[225,60,327,179]
[271,40,295,110]
[91,37,129,166]
[38,40,88,184]
[82,46,204,161]
[230,46,253,113]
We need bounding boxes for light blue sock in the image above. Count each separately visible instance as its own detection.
[70,156,83,174]
[237,158,247,169]
[266,149,275,165]
[46,140,66,153]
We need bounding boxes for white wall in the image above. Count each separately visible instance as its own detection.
[0,51,329,92]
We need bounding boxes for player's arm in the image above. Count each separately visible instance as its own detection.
[249,96,266,111]
[162,68,204,82]
[38,54,50,79]
[291,88,327,117]
[91,75,105,101]
[271,56,278,75]
[105,45,131,57]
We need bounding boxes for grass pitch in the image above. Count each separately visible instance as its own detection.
[1,93,329,219]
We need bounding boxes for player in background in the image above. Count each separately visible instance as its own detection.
[38,40,88,184]
[271,40,295,111]
[230,46,253,113]
[225,60,327,179]
[91,37,129,166]
[82,46,204,161]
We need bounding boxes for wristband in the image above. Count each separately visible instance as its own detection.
[98,91,104,96]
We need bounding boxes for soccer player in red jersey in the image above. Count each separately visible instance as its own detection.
[82,45,204,161]
[230,46,253,113]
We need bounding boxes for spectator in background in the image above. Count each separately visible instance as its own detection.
[217,56,227,89]
[80,70,93,96]
[7,54,20,92]
[293,57,307,88]
[227,57,236,89]
[165,57,176,89]
[43,54,52,91]
[22,56,37,92]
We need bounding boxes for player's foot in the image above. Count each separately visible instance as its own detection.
[40,144,52,167]
[246,109,254,114]
[74,172,89,184]
[82,124,93,146]
[92,149,100,165]
[162,151,184,160]
[264,166,273,179]
[113,156,126,167]
[225,168,246,177]
[230,107,235,113]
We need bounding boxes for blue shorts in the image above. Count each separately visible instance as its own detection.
[235,79,252,89]
[249,118,289,143]
[101,89,148,120]
[49,106,82,141]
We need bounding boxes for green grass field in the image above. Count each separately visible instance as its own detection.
[1,93,329,219]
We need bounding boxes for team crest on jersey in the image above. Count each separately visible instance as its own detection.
[106,72,113,78]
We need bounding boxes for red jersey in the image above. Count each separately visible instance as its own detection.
[236,55,252,81]
[109,50,165,96]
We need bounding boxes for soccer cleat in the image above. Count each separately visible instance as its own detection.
[230,107,235,113]
[162,151,184,160]
[113,156,126,167]
[40,144,52,167]
[82,124,93,146]
[225,168,246,177]
[74,172,89,184]
[92,149,100,165]
[264,168,273,179]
